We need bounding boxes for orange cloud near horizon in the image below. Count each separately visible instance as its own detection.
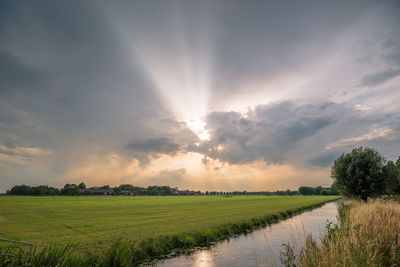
[64,151,332,191]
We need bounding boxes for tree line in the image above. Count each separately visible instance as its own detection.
[298,185,339,195]
[6,183,338,196]
[6,184,181,196]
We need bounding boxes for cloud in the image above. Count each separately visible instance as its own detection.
[0,145,52,157]
[325,127,393,150]
[331,126,400,161]
[359,68,400,87]
[126,138,180,154]
[190,101,335,165]
[190,101,398,168]
[0,145,52,167]
[125,138,181,165]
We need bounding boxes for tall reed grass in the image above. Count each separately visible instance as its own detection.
[280,199,400,267]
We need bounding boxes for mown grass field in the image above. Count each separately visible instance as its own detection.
[0,195,339,251]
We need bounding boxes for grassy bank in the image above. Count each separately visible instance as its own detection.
[280,199,400,267]
[0,195,339,266]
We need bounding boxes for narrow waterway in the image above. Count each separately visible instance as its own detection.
[155,201,340,267]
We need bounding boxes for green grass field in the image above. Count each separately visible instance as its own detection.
[0,195,339,251]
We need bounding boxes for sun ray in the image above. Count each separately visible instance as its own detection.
[121,3,216,141]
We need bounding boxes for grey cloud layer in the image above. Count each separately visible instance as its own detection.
[0,0,399,190]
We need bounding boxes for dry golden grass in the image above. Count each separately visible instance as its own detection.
[281,199,400,267]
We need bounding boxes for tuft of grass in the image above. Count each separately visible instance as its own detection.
[0,245,31,267]
[280,199,400,267]
[101,241,133,267]
[0,244,85,267]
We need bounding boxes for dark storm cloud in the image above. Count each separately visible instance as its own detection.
[359,68,400,87]
[123,130,200,166]
[126,138,180,155]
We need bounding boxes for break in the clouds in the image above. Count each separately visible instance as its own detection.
[0,0,399,192]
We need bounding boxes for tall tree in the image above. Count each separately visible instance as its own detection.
[386,157,400,195]
[298,186,314,195]
[331,147,386,201]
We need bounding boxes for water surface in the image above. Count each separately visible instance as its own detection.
[155,201,339,267]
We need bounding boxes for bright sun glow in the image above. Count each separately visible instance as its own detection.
[187,119,210,140]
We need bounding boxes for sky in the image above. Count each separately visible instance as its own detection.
[1,0,400,192]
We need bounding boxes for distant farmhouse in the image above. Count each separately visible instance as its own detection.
[172,187,179,195]
[78,187,114,195]
[178,189,201,196]
[120,190,134,196]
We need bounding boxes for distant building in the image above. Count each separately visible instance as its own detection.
[78,188,114,195]
[178,190,200,196]
[120,190,133,196]
[172,187,179,195]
